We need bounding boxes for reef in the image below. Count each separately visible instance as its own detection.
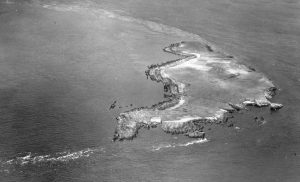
[113,41,283,141]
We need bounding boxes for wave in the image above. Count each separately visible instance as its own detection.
[1,147,105,166]
[151,138,208,151]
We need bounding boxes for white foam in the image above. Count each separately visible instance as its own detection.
[150,117,162,124]
[215,109,227,119]
[151,143,174,151]
[177,138,208,147]
[160,70,170,78]
[177,82,186,93]
[173,58,212,71]
[151,138,208,151]
[42,4,81,12]
[205,57,231,64]
[203,109,227,121]
[3,148,104,166]
[243,100,256,105]
[227,67,249,75]
[167,97,185,110]
[163,116,201,123]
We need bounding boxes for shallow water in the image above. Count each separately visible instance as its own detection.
[0,0,299,181]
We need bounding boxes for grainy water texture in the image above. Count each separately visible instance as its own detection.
[0,0,299,182]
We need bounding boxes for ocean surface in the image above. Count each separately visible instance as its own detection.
[0,0,299,181]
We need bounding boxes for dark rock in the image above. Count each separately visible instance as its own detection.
[109,100,117,110]
[150,124,157,128]
[205,45,213,52]
[265,87,277,99]
[255,116,266,125]
[227,73,239,79]
[223,116,229,123]
[248,66,256,72]
[227,123,234,127]
[185,131,205,138]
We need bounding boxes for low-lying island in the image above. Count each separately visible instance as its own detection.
[113,41,282,141]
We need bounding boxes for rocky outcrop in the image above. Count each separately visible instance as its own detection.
[113,41,282,141]
[270,103,284,111]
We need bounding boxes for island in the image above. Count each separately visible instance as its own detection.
[113,41,283,141]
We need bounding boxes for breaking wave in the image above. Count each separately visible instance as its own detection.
[1,147,105,166]
[151,138,208,151]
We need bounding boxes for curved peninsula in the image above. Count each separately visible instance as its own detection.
[113,41,282,141]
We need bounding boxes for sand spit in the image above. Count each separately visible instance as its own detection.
[113,41,283,141]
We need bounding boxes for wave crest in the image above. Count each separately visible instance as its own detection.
[151,138,208,151]
[1,147,104,166]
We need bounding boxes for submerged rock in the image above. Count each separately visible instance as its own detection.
[109,100,117,110]
[254,116,267,126]
[113,41,282,141]
[227,123,234,127]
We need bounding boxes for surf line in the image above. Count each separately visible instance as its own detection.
[151,138,209,151]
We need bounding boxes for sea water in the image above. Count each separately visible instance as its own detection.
[0,0,299,181]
